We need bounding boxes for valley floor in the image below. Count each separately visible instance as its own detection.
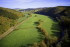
[0,14,59,47]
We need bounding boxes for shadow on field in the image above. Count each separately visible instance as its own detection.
[51,23,60,37]
[34,22,40,26]
[35,27,45,41]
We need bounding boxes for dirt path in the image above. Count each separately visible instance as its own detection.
[0,17,31,40]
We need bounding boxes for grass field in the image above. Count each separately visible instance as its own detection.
[0,14,59,47]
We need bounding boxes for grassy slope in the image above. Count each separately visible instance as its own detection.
[0,14,58,47]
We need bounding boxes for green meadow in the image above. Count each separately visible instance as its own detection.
[0,14,59,47]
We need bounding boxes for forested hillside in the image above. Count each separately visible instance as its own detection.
[35,6,70,47]
[0,7,24,34]
[35,6,70,19]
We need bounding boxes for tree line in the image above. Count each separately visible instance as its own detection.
[34,6,70,47]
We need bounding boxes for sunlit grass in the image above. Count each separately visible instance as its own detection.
[0,14,59,47]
